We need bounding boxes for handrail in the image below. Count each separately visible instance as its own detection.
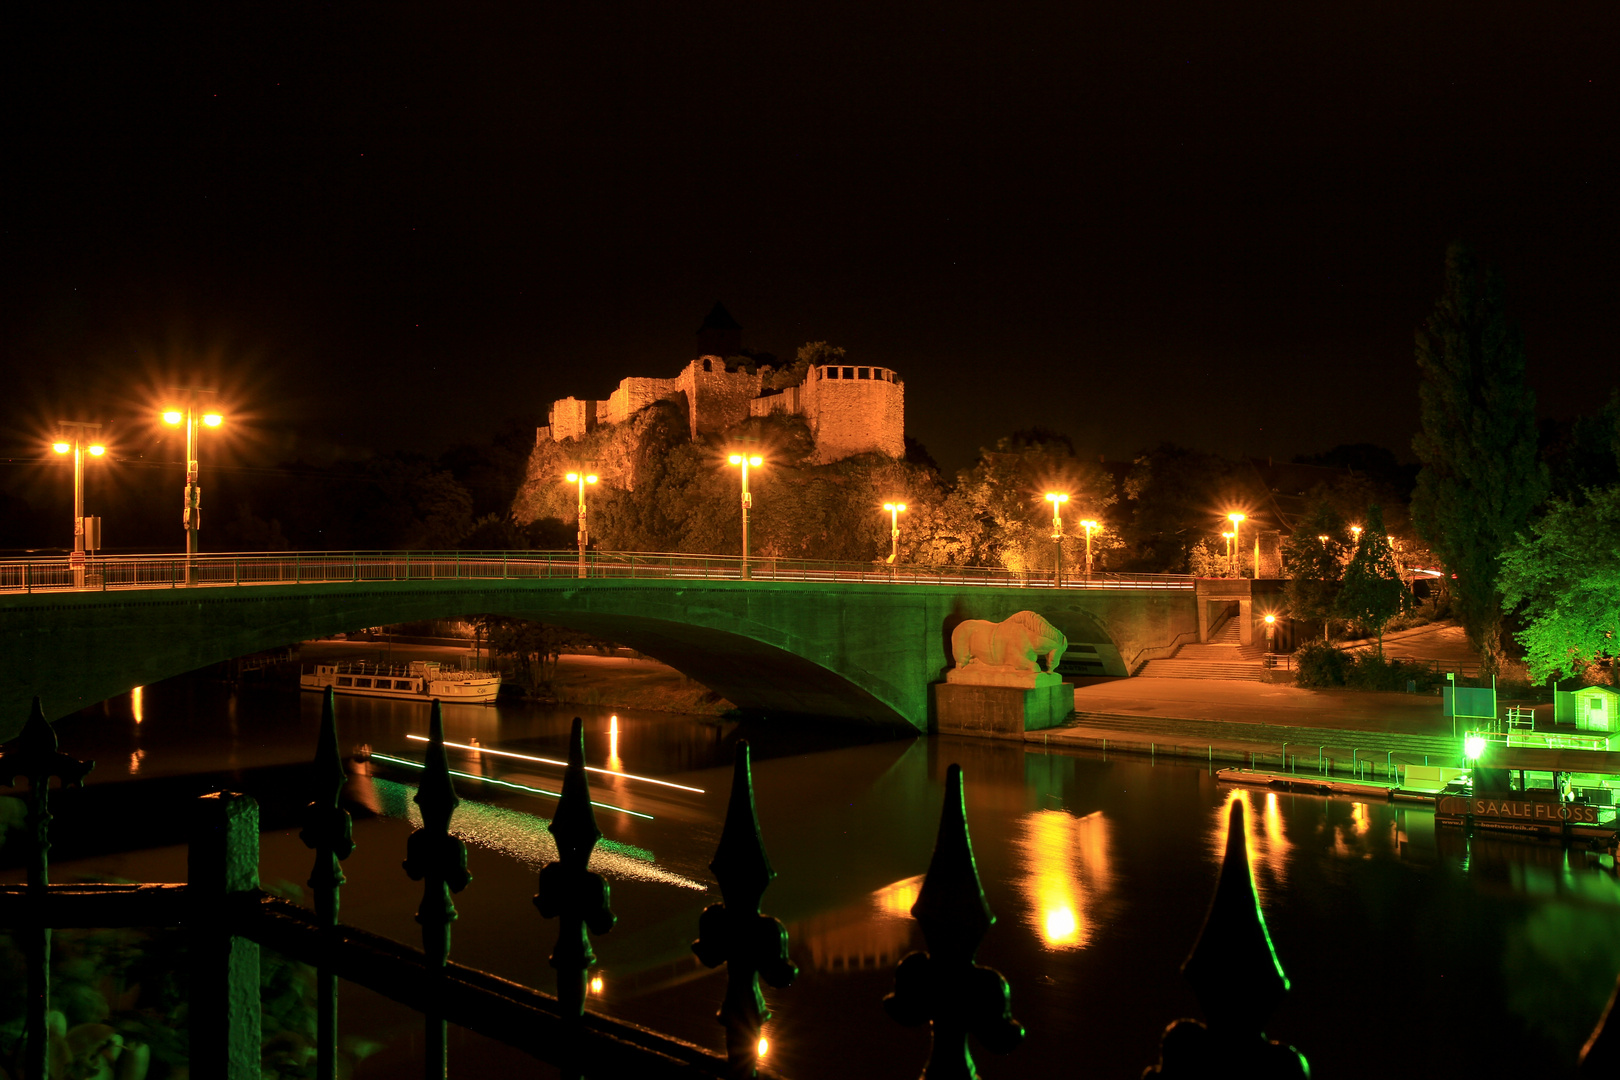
[0,549,1196,596]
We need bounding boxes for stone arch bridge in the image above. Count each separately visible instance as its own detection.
[0,552,1199,738]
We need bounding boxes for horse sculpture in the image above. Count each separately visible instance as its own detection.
[949,611,1067,676]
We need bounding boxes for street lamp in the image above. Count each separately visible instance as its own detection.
[565,470,598,577]
[1350,525,1363,547]
[728,453,763,580]
[1080,519,1100,578]
[882,502,907,564]
[161,392,223,581]
[1045,492,1068,587]
[52,423,106,587]
[1263,612,1277,653]
[1227,512,1246,578]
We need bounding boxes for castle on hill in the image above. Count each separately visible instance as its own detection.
[536,304,905,465]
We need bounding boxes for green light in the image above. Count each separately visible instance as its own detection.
[1464,735,1486,760]
[370,752,654,819]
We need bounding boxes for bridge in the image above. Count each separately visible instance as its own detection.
[1,550,1198,737]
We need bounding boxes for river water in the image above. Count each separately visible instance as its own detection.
[15,676,1620,1079]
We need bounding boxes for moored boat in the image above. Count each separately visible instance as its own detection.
[300,659,501,703]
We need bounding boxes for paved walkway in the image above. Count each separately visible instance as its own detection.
[1067,675,1454,735]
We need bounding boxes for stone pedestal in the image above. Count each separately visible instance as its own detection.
[933,680,1076,739]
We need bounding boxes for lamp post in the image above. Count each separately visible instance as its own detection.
[1350,525,1362,549]
[565,470,598,577]
[882,502,907,564]
[1221,531,1234,575]
[728,454,762,580]
[1263,612,1277,654]
[1227,512,1246,578]
[1045,492,1068,587]
[52,423,105,588]
[162,393,223,584]
[1080,519,1099,578]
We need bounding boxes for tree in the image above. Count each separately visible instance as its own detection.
[1335,505,1410,655]
[1282,502,1349,639]
[1410,244,1546,673]
[1499,486,1620,685]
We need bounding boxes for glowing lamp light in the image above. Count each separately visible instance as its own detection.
[162,410,183,425]
[1227,512,1246,525]
[589,975,604,995]
[52,442,70,454]
[88,444,106,456]
[202,412,223,428]
[1080,519,1099,531]
[565,471,598,484]
[1264,614,1276,625]
[1464,735,1487,760]
[757,1037,769,1060]
[883,502,906,512]
[728,453,762,466]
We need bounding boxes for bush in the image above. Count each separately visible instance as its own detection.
[1295,641,1352,688]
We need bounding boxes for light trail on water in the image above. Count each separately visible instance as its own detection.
[405,733,705,793]
[370,752,655,819]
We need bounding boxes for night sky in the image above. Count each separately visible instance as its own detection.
[4,2,1616,479]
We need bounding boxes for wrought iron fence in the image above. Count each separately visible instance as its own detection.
[7,692,1611,1079]
[0,549,1195,596]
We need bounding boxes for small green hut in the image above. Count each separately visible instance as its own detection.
[1570,685,1620,733]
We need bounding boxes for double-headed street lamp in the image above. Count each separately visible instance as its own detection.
[1080,519,1100,578]
[1227,512,1246,578]
[883,502,907,564]
[728,453,763,580]
[1045,492,1068,586]
[565,469,598,576]
[52,423,106,586]
[162,392,223,579]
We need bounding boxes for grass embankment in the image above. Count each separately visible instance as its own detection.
[535,655,735,716]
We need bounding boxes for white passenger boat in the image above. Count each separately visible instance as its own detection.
[300,660,501,704]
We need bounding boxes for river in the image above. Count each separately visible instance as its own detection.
[11,675,1620,1079]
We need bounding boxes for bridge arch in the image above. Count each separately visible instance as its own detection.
[2,577,1196,737]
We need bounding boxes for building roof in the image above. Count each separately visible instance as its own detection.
[697,301,742,333]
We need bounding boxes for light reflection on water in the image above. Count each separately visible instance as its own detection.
[367,776,706,891]
[1016,809,1113,950]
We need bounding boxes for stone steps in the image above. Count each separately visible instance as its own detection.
[1065,710,1460,758]
[1136,659,1265,681]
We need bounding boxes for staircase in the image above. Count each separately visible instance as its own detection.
[1136,617,1267,680]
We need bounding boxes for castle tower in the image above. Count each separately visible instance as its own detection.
[696,301,743,358]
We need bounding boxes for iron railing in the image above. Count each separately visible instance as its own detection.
[0,549,1196,596]
[0,692,1358,1079]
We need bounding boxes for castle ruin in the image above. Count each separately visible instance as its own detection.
[536,305,905,465]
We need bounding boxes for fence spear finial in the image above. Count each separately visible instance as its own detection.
[885,763,1023,1080]
[693,740,797,1078]
[1146,799,1307,1078]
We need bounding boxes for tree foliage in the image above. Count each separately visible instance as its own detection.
[1335,504,1411,654]
[1281,501,1349,636]
[1499,486,1620,685]
[1410,244,1546,671]
[1118,444,1245,573]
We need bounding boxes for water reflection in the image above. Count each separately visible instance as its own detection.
[608,714,622,772]
[131,685,144,724]
[1217,789,1290,894]
[1017,809,1113,950]
[369,777,705,890]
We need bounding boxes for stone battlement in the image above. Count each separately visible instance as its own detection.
[542,356,904,464]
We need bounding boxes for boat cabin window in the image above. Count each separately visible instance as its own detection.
[337,677,353,687]
[375,679,391,689]
[354,678,372,688]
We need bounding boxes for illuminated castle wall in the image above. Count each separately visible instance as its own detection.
[539,352,904,465]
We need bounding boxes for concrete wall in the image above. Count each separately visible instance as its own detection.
[1,578,1196,738]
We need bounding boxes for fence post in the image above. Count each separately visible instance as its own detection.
[693,741,798,1078]
[188,791,262,1079]
[536,717,617,1080]
[885,764,1024,1077]
[0,696,95,1080]
[299,688,355,1080]
[402,702,470,1080]
[1144,800,1308,1077]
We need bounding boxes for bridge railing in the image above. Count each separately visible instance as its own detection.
[0,549,1195,595]
[0,693,1336,1080]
